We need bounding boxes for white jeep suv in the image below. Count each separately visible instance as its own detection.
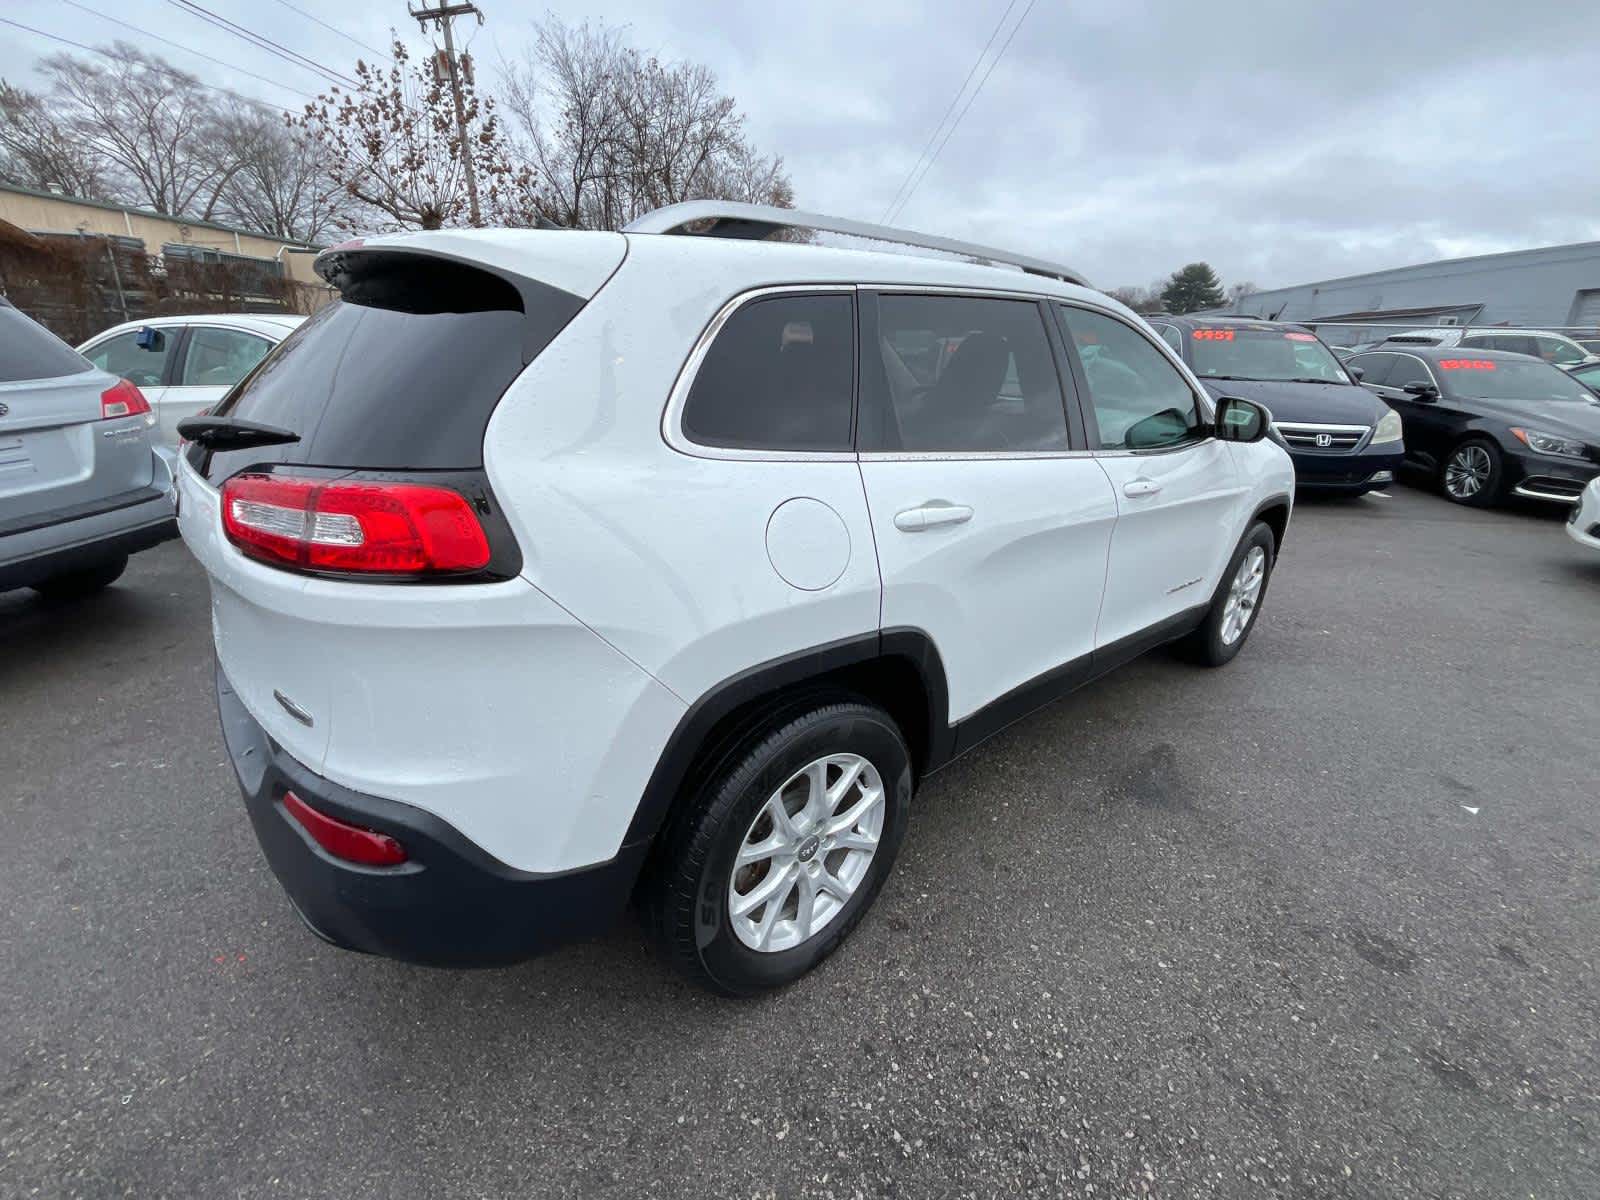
[175,203,1294,994]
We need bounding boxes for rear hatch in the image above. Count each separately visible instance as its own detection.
[178,231,626,773]
[0,302,153,528]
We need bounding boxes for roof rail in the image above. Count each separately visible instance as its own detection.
[622,201,1090,288]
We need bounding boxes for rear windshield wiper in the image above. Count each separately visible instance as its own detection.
[176,416,300,450]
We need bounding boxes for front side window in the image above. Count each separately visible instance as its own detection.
[1347,353,1396,386]
[83,329,171,387]
[1388,356,1437,391]
[180,328,273,388]
[1150,323,1185,355]
[1060,306,1202,450]
[861,294,1069,452]
[682,293,854,451]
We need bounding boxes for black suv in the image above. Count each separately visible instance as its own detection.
[1347,345,1600,507]
[1147,316,1405,495]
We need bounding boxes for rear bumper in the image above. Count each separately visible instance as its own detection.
[217,662,650,967]
[0,489,176,591]
[1290,445,1406,491]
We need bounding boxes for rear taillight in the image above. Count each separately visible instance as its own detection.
[100,379,151,419]
[282,791,408,867]
[221,472,491,576]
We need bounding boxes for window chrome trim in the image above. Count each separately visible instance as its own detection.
[662,284,858,462]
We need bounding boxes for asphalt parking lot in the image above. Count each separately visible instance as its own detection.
[2,484,1597,1199]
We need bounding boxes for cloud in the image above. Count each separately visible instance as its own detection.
[3,0,1594,289]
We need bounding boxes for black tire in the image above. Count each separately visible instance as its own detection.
[642,698,913,996]
[1439,437,1504,508]
[1178,522,1276,667]
[30,554,128,601]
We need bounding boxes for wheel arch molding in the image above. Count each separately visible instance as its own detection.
[623,629,951,849]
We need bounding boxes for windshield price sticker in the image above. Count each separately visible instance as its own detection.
[1193,329,1234,341]
[1438,359,1496,370]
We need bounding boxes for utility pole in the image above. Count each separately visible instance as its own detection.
[410,1,484,225]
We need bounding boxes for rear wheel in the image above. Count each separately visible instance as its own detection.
[1179,522,1275,667]
[30,555,128,601]
[643,699,912,995]
[1440,438,1503,507]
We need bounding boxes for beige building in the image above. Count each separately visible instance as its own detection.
[0,182,325,285]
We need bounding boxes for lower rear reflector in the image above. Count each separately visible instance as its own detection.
[283,791,409,867]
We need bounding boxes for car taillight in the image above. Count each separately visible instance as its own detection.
[101,379,151,419]
[221,472,491,576]
[282,790,408,867]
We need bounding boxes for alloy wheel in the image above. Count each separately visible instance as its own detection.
[728,753,885,953]
[1220,545,1266,646]
[1444,445,1492,499]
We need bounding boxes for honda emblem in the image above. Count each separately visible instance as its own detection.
[1314,433,1333,447]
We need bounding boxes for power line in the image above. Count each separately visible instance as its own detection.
[878,0,1019,225]
[887,0,1037,225]
[0,15,301,117]
[268,0,393,63]
[163,0,360,91]
[53,0,316,101]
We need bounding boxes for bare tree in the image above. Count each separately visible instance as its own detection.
[295,40,531,232]
[499,17,795,230]
[1106,285,1165,314]
[217,112,348,243]
[36,43,253,219]
[0,81,109,199]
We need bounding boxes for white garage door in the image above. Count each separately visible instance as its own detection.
[1571,289,1600,325]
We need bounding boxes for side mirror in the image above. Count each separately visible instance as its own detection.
[135,327,165,352]
[1213,396,1270,443]
[1402,381,1438,400]
[1348,366,1365,382]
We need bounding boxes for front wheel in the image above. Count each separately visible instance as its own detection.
[643,700,912,995]
[1179,522,1276,667]
[1440,438,1503,507]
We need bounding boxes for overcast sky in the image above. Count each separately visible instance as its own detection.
[4,0,1597,291]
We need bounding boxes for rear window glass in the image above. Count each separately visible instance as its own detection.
[681,293,855,451]
[0,304,92,383]
[197,254,582,482]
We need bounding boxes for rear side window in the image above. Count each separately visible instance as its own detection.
[85,329,173,387]
[1150,323,1185,355]
[198,253,583,482]
[861,294,1069,452]
[1535,335,1584,365]
[0,303,92,383]
[681,293,854,451]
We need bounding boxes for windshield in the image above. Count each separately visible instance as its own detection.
[1437,357,1595,403]
[1187,326,1350,383]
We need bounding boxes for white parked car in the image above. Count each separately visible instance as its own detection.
[1568,477,1600,550]
[78,313,303,445]
[1380,327,1599,367]
[175,204,1294,994]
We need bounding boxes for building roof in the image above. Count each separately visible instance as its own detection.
[0,182,321,250]
[1245,239,1600,299]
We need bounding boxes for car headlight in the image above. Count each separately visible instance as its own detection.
[1370,408,1403,444]
[1510,427,1589,459]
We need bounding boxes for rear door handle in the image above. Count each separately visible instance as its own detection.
[894,502,974,532]
[1122,478,1162,498]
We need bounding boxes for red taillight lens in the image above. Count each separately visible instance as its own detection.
[100,378,151,419]
[282,790,408,867]
[221,473,491,575]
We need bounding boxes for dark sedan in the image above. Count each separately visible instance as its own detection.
[1346,345,1600,507]
[1147,316,1405,495]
